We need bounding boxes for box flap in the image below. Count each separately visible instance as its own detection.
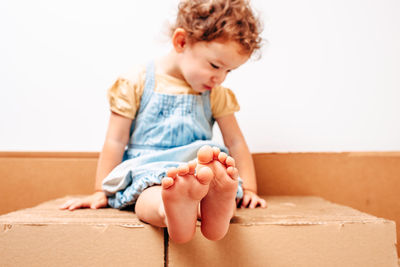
[231,196,389,226]
[0,196,143,227]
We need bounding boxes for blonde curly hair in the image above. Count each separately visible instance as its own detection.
[170,0,262,56]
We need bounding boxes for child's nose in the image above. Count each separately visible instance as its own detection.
[212,72,226,85]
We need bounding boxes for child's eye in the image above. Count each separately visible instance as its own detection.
[210,63,219,69]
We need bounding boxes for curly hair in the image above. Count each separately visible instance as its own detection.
[170,0,262,56]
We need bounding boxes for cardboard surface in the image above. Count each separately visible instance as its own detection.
[0,152,96,215]
[0,197,164,267]
[252,152,400,256]
[168,196,398,267]
[0,196,397,267]
[1,151,400,256]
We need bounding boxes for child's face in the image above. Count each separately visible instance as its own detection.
[179,39,249,93]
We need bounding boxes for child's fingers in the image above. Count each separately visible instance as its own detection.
[68,201,83,211]
[249,196,267,209]
[59,201,70,210]
[91,199,107,209]
[68,199,91,210]
[259,198,267,208]
[60,194,107,210]
[236,198,241,206]
[241,194,251,208]
[59,199,76,210]
[248,196,259,209]
[241,193,268,209]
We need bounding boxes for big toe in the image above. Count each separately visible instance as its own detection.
[197,145,214,164]
[196,166,214,185]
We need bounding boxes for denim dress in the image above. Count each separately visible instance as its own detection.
[102,62,243,209]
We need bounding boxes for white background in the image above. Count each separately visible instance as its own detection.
[1,0,399,152]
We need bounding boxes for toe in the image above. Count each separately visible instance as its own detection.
[217,152,228,165]
[162,177,175,189]
[225,156,236,167]
[196,166,214,185]
[197,145,214,164]
[227,166,239,180]
[212,147,220,159]
[177,164,189,175]
[167,167,178,178]
[188,160,197,174]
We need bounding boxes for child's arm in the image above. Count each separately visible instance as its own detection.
[216,114,267,209]
[60,111,132,210]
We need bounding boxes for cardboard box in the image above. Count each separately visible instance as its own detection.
[0,152,97,215]
[252,151,400,257]
[0,197,164,267]
[1,196,398,267]
[168,196,398,267]
[1,151,399,257]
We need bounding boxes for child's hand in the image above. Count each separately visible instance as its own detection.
[238,189,267,209]
[59,191,108,211]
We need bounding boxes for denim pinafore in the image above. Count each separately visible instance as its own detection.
[102,62,243,209]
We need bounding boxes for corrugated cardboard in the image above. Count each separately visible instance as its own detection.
[252,152,400,256]
[0,197,164,267]
[0,152,96,215]
[0,196,397,267]
[1,151,400,257]
[168,196,398,267]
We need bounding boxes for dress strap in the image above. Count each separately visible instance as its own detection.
[138,61,156,112]
[201,90,213,124]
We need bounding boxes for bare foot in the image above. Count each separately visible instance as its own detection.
[197,145,239,241]
[161,160,213,244]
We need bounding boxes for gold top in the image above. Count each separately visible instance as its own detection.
[107,65,240,120]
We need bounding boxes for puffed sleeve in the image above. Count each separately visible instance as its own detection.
[107,67,145,119]
[210,86,240,118]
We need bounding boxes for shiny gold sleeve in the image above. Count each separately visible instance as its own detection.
[107,78,139,119]
[210,86,240,119]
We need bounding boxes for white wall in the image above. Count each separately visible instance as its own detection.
[1,0,399,152]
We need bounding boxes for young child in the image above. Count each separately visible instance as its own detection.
[60,0,266,243]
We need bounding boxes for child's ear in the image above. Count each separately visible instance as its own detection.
[172,28,188,53]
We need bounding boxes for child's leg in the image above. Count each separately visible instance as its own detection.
[197,146,239,241]
[134,185,165,227]
[135,160,213,244]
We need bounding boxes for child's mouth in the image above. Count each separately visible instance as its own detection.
[203,85,212,90]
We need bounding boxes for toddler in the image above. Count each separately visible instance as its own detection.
[61,0,266,244]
